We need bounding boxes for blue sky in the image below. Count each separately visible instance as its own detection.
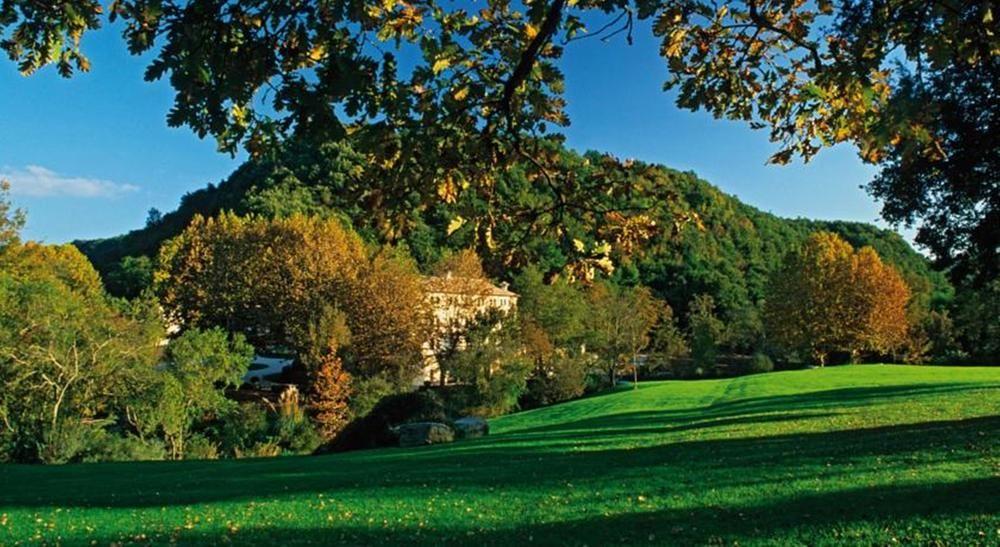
[0,17,893,245]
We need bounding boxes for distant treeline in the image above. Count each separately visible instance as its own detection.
[74,140,951,328]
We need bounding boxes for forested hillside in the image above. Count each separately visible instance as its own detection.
[74,142,950,323]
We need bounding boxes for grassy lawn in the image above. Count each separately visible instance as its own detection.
[2,365,998,545]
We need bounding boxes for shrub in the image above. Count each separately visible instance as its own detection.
[237,440,283,459]
[82,433,166,463]
[273,414,323,454]
[35,424,168,464]
[327,390,446,452]
[749,353,775,374]
[670,358,707,379]
[38,421,92,464]
[309,355,352,439]
[348,374,397,419]
[463,361,530,418]
[522,353,589,409]
[273,388,323,454]
[216,394,325,457]
[184,435,220,460]
[218,403,270,457]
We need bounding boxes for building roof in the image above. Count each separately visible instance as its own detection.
[423,273,519,298]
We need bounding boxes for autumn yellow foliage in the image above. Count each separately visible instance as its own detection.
[765,231,911,365]
[156,213,430,386]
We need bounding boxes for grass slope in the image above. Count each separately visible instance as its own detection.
[2,365,998,545]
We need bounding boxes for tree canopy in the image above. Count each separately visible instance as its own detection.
[155,213,431,386]
[9,0,994,279]
[764,231,911,365]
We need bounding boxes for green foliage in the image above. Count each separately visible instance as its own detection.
[183,435,220,461]
[165,328,253,407]
[647,303,689,371]
[521,352,590,409]
[36,422,166,464]
[725,306,764,355]
[442,310,531,417]
[347,375,398,421]
[867,50,998,283]
[655,1,996,281]
[217,403,270,458]
[272,411,323,455]
[0,180,24,253]
[104,255,154,299]
[585,281,661,384]
[749,353,775,374]
[73,143,949,360]
[0,0,101,76]
[514,266,589,349]
[0,241,164,463]
[10,0,994,283]
[514,267,591,407]
[66,137,973,366]
[688,294,724,370]
[157,328,253,459]
[216,397,321,458]
[301,306,352,371]
[953,280,1000,365]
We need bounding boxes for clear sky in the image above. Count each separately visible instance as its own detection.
[0,18,894,245]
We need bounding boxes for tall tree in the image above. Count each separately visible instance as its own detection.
[0,242,163,463]
[953,280,1000,364]
[443,309,530,417]
[0,180,24,254]
[155,328,253,459]
[515,266,592,404]
[105,255,155,299]
[647,302,689,371]
[765,232,855,365]
[867,56,999,283]
[586,281,660,386]
[765,231,912,365]
[848,247,911,360]
[688,294,724,371]
[514,266,590,350]
[343,246,432,385]
[156,213,430,387]
[309,354,352,440]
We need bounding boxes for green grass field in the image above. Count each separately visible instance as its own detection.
[2,365,998,545]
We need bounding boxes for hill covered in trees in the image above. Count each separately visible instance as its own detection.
[75,141,950,327]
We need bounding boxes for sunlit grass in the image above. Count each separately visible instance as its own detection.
[1,365,998,545]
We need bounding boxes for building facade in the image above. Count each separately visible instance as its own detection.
[418,272,518,385]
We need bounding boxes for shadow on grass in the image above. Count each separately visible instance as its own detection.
[505,382,995,437]
[2,413,996,511]
[80,477,999,546]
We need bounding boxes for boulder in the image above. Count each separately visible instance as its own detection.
[453,416,489,439]
[397,422,454,448]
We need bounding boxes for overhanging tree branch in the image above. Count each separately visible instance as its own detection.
[499,0,566,124]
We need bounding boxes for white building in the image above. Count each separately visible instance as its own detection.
[418,272,518,385]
